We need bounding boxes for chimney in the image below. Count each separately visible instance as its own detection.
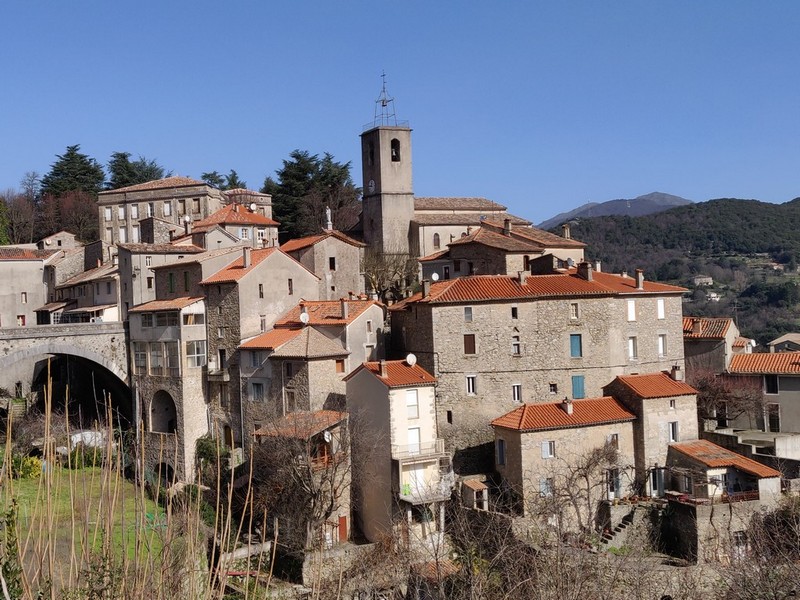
[635,268,644,290]
[560,397,574,415]
[185,219,192,236]
[242,246,251,269]
[577,261,593,282]
[594,260,602,273]
[503,218,511,236]
[341,298,349,319]
[692,318,702,335]
[348,291,354,300]
[518,270,527,285]
[670,365,684,381]
[562,223,571,239]
[422,279,431,298]
[379,359,388,378]
[621,270,628,278]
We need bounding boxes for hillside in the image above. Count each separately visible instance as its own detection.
[537,191,692,230]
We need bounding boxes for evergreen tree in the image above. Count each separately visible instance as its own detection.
[201,171,225,188]
[223,169,246,190]
[40,145,105,197]
[106,152,169,190]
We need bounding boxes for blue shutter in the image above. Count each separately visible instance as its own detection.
[570,334,582,358]
[572,375,585,399]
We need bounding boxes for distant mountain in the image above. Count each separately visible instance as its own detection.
[537,192,692,230]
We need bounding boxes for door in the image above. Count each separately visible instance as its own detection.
[408,427,420,454]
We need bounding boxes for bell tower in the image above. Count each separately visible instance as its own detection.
[361,75,414,255]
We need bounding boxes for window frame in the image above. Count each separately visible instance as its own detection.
[541,440,556,459]
[463,333,476,355]
[626,299,636,322]
[512,383,522,402]
[628,336,638,360]
[466,375,477,395]
[569,333,582,358]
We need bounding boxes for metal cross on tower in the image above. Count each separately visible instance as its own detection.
[373,71,398,127]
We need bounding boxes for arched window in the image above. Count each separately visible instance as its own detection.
[367,141,375,166]
[433,233,441,249]
[151,390,177,433]
[391,139,401,162]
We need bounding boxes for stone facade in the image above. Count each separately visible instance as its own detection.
[282,233,365,300]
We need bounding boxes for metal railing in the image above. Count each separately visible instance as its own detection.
[391,439,445,459]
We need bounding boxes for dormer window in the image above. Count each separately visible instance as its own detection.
[391,138,401,162]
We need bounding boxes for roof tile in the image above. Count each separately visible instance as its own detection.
[611,372,697,399]
[99,176,206,194]
[683,317,732,340]
[729,352,800,375]
[281,230,365,253]
[254,410,347,440]
[200,247,279,284]
[670,439,780,478]
[344,360,436,388]
[195,203,279,227]
[275,300,382,327]
[129,296,205,312]
[0,248,59,261]
[491,397,636,431]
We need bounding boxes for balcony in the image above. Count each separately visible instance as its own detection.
[204,365,230,382]
[395,462,455,505]
[391,438,447,461]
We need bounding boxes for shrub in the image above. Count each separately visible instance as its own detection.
[11,454,41,479]
[68,444,103,469]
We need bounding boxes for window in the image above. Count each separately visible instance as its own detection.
[147,277,153,289]
[466,375,477,395]
[104,207,112,221]
[131,204,139,219]
[651,334,665,359]
[657,298,665,320]
[468,261,474,275]
[569,334,582,358]
[219,385,229,407]
[454,260,461,273]
[183,313,204,325]
[329,257,336,271]
[464,307,473,322]
[512,384,522,402]
[549,383,558,394]
[163,201,171,217]
[105,227,112,241]
[626,299,636,321]
[463,334,476,354]
[768,403,781,433]
[571,375,585,399]
[607,433,619,449]
[669,421,679,442]
[105,281,111,295]
[541,440,555,459]
[285,362,294,377]
[335,359,345,373]
[523,255,530,270]
[118,206,125,220]
[406,389,419,419]
[570,302,579,320]
[539,477,554,497]
[447,410,453,424]
[669,398,676,409]
[512,335,521,355]
[285,389,297,413]
[240,227,249,240]
[217,327,224,339]
[20,292,27,304]
[496,438,506,466]
[149,343,163,375]
[433,233,440,249]
[511,306,518,319]
[443,266,450,279]
[141,313,153,327]
[168,273,175,293]
[145,255,152,267]
[186,340,207,367]
[192,198,200,213]
[407,427,420,454]
[183,271,189,292]
[628,336,638,360]
[252,382,264,402]
[118,228,127,243]
[288,279,293,295]
[765,375,779,395]
[165,342,179,376]
[260,315,267,332]
[366,320,373,334]
[251,351,262,368]
[257,228,266,241]
[134,342,147,374]
[391,138,401,162]
[95,283,100,295]
[178,199,186,215]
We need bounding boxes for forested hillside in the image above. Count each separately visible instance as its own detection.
[562,198,800,345]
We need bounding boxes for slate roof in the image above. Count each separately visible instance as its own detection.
[729,352,800,375]
[344,360,437,388]
[194,203,279,227]
[254,410,347,440]
[391,272,685,309]
[610,372,697,399]
[99,176,207,194]
[275,300,382,328]
[683,317,733,340]
[129,296,205,312]
[281,230,366,253]
[670,439,781,479]
[0,248,59,261]
[411,214,531,226]
[491,397,635,432]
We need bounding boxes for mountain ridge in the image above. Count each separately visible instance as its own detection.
[537,191,692,229]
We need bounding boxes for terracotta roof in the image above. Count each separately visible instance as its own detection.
[270,328,349,359]
[391,272,685,310]
[344,359,437,388]
[99,176,207,194]
[411,559,460,581]
[56,263,118,288]
[411,213,531,227]
[462,479,488,491]
[414,197,508,211]
[768,333,800,347]
[275,300,382,327]
[729,352,800,375]
[610,372,697,399]
[200,247,280,284]
[129,296,204,312]
[448,221,585,251]
[0,248,59,261]
[254,410,346,440]
[281,230,366,253]
[240,328,304,350]
[35,300,75,312]
[117,243,205,254]
[683,317,732,340]
[670,439,781,479]
[491,397,635,432]
[733,336,755,349]
[418,249,451,262]
[151,246,244,270]
[194,203,278,227]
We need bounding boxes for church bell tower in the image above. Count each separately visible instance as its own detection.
[360,76,414,255]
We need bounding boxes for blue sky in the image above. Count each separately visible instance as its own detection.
[1,2,799,225]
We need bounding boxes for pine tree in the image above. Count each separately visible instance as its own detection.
[40,145,106,197]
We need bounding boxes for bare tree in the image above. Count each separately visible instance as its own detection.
[1,190,36,244]
[362,247,417,303]
[689,370,765,429]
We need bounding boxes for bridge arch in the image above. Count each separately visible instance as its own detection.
[0,342,128,385]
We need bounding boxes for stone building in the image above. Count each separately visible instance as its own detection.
[0,247,61,328]
[179,202,279,249]
[345,358,453,550]
[281,230,366,300]
[602,370,700,494]
[682,316,753,378]
[390,261,686,473]
[51,261,121,323]
[491,396,636,524]
[767,332,800,353]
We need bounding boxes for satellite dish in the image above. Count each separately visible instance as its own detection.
[45,239,51,245]
[183,214,191,223]
[299,312,310,325]
[249,202,257,212]
[431,272,440,282]
[406,353,417,366]
[323,430,332,442]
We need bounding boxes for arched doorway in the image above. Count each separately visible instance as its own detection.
[151,390,177,434]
